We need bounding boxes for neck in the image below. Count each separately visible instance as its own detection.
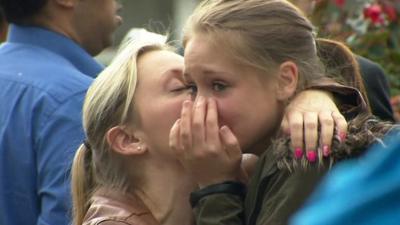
[29,4,88,54]
[132,157,195,225]
[247,105,285,156]
[33,14,80,43]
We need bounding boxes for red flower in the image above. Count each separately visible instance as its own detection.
[334,0,345,7]
[383,5,397,22]
[391,95,400,105]
[363,4,385,25]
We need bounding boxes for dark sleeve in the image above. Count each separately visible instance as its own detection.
[191,182,246,225]
[357,56,395,122]
[256,170,327,225]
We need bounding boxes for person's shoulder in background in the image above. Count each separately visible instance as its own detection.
[357,56,395,122]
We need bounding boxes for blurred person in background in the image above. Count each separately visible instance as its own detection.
[0,8,7,41]
[0,0,122,225]
[291,0,395,122]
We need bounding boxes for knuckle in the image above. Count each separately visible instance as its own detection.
[226,140,238,149]
[206,117,215,127]
[181,109,189,117]
[320,117,334,126]
[291,122,303,130]
[207,144,219,153]
[181,131,190,142]
[305,122,317,130]
[192,121,202,130]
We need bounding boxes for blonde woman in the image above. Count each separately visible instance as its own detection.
[169,0,396,224]
[71,29,196,225]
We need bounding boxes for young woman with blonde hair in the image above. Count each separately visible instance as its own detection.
[71,29,197,225]
[169,0,397,224]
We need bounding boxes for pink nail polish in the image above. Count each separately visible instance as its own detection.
[323,145,330,157]
[294,147,303,159]
[339,132,347,142]
[307,151,317,162]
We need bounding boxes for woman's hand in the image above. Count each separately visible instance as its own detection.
[281,90,348,162]
[170,97,243,188]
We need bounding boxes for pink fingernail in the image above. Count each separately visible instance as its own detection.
[323,145,330,157]
[339,132,347,142]
[294,147,303,159]
[307,151,317,162]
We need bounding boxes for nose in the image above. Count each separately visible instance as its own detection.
[193,95,217,107]
[193,95,204,106]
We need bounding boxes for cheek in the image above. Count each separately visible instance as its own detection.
[140,99,184,151]
[167,100,185,124]
[215,90,282,150]
[154,100,184,130]
[215,99,238,128]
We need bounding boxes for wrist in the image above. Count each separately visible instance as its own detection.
[190,180,246,207]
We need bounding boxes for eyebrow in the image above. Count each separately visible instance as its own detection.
[184,67,232,80]
[161,68,185,83]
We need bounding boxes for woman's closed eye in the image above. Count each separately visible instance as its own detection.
[171,86,189,92]
[171,83,197,95]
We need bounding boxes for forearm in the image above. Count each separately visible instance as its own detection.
[305,77,369,119]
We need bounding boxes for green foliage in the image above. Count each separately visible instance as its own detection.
[312,0,400,96]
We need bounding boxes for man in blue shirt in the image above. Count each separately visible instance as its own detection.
[0,0,122,225]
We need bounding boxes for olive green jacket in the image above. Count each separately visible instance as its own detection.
[193,114,396,225]
[193,146,328,225]
[193,112,397,225]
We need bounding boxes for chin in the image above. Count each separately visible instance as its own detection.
[242,133,274,156]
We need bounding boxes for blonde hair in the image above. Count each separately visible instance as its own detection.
[71,29,172,225]
[183,0,367,96]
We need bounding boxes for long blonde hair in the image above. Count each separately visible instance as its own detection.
[183,0,368,99]
[71,29,172,225]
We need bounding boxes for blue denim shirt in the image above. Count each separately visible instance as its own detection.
[0,24,103,225]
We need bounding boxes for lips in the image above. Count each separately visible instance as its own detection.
[115,4,123,25]
[115,15,123,25]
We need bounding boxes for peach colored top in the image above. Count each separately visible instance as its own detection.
[83,188,159,225]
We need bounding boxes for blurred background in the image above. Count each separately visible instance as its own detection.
[0,0,399,116]
[291,0,400,120]
[0,0,199,63]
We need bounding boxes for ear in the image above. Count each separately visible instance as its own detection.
[275,61,298,101]
[106,126,147,156]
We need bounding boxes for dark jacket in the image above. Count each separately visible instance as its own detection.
[192,115,396,225]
